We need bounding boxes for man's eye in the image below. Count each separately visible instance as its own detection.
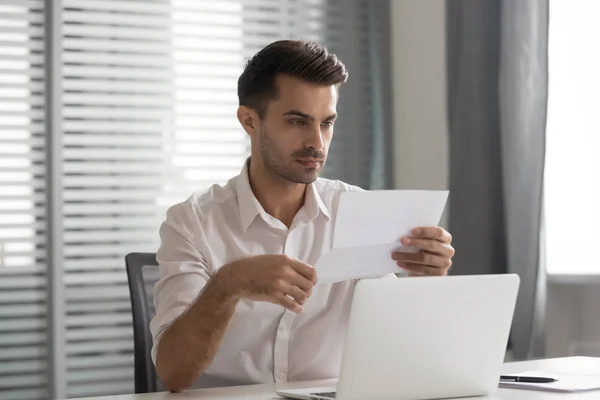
[322,121,335,127]
[290,119,306,126]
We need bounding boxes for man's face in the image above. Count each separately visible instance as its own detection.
[257,74,338,184]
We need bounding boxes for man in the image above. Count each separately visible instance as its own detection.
[151,40,455,392]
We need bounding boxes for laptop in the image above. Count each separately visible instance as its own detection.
[276,274,520,400]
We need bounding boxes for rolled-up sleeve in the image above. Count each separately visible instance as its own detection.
[150,203,211,365]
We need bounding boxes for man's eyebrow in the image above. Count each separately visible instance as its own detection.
[283,110,338,121]
[283,110,314,121]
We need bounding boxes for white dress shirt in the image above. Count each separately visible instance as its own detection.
[150,161,377,389]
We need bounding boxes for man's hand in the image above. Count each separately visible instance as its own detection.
[391,227,455,277]
[156,254,316,392]
[217,254,318,313]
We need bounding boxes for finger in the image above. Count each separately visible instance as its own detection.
[288,259,318,284]
[398,263,426,277]
[285,269,315,293]
[400,238,454,257]
[410,227,452,243]
[393,252,452,270]
[284,282,310,305]
[275,292,303,313]
[398,262,447,276]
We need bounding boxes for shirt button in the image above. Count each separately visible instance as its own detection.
[280,323,288,332]
[276,371,285,379]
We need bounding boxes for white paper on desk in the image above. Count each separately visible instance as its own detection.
[499,370,600,392]
[315,190,449,284]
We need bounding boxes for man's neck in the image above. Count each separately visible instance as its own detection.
[248,159,306,228]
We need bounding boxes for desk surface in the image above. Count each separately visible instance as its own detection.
[77,357,600,400]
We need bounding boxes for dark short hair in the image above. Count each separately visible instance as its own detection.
[238,40,349,118]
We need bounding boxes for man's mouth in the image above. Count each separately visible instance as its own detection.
[296,159,322,168]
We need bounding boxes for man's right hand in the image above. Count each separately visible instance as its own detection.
[155,255,317,392]
[215,255,318,313]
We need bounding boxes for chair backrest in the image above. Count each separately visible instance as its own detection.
[125,252,164,393]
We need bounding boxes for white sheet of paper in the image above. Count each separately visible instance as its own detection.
[316,190,449,283]
[499,370,600,392]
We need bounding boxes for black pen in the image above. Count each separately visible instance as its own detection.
[500,375,557,383]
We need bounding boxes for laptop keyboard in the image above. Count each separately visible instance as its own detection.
[311,392,336,398]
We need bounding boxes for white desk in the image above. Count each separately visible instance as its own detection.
[76,357,600,400]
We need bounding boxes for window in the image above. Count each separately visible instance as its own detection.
[545,0,600,275]
[0,1,48,399]
[0,0,391,398]
[60,2,249,396]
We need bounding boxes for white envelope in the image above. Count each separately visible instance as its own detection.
[315,190,449,283]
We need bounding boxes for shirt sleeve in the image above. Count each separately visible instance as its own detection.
[150,203,212,366]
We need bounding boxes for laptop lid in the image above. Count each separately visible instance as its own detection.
[335,274,520,400]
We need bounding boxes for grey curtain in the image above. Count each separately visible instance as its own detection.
[446,0,549,359]
[323,0,393,190]
[365,0,393,190]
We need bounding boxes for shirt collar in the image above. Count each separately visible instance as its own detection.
[235,159,331,231]
[235,160,265,232]
[305,179,331,221]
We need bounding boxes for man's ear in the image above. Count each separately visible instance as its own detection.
[237,106,259,138]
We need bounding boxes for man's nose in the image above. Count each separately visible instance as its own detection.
[305,125,325,150]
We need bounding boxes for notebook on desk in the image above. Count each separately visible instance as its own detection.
[500,370,600,393]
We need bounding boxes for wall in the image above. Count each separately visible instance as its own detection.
[390,0,449,227]
[546,282,600,358]
[389,0,599,358]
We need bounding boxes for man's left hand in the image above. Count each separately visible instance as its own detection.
[391,227,455,277]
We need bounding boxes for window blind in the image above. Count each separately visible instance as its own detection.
[0,1,48,400]
[1,0,391,398]
[59,1,375,398]
[61,0,248,397]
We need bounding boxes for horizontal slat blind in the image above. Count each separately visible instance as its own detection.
[0,1,48,400]
[2,1,390,397]
[59,0,389,397]
[61,0,167,396]
[0,0,391,397]
[60,0,247,397]
[0,0,392,397]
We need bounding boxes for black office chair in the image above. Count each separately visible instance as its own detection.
[125,252,165,393]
